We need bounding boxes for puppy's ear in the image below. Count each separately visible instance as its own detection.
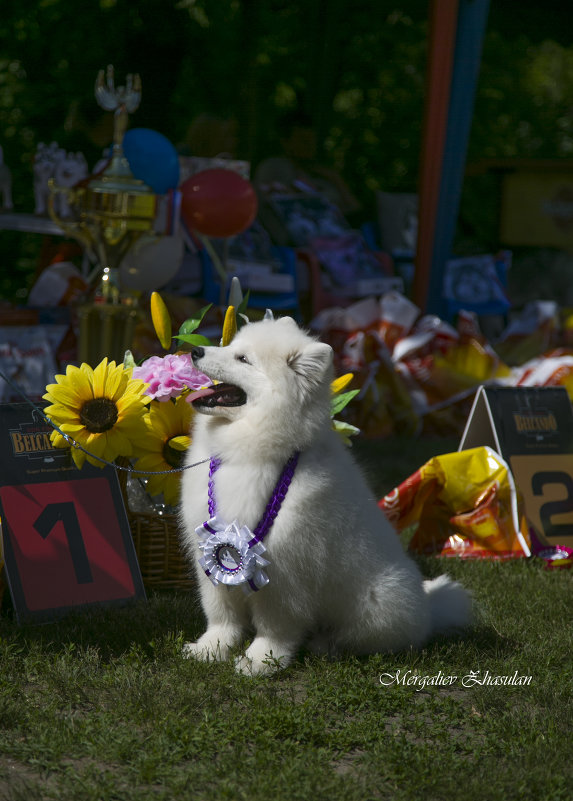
[277,316,298,327]
[287,342,333,391]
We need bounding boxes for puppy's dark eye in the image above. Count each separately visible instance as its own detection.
[235,354,250,364]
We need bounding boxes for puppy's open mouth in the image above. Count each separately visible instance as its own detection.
[188,383,247,408]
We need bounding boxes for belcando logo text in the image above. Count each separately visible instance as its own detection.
[513,412,557,434]
[9,429,57,456]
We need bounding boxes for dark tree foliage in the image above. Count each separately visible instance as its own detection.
[1,0,572,300]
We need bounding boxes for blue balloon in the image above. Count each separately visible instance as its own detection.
[123,128,180,194]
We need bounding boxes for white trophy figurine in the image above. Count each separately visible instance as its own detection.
[33,142,57,215]
[34,142,88,217]
[95,64,142,148]
[52,152,88,218]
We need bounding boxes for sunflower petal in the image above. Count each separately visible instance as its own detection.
[117,395,147,416]
[43,384,85,408]
[104,362,127,400]
[50,431,70,449]
[84,433,106,457]
[169,435,190,451]
[145,410,171,440]
[59,422,89,433]
[133,453,166,471]
[91,358,112,398]
[106,428,134,459]
[43,404,80,422]
[71,364,95,398]
[71,447,87,469]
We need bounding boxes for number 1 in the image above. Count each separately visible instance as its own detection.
[33,502,93,584]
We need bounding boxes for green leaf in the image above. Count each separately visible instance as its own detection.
[332,419,360,447]
[173,333,214,347]
[332,419,361,439]
[330,389,360,417]
[178,304,212,337]
[123,349,136,370]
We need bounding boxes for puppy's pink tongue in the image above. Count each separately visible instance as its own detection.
[187,383,246,407]
[186,386,216,403]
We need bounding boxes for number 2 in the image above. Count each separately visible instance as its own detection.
[531,471,573,540]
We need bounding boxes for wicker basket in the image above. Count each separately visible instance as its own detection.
[128,509,193,590]
[117,463,194,591]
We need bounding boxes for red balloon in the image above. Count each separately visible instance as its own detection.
[180,168,258,238]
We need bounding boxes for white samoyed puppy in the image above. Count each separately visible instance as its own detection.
[179,316,472,675]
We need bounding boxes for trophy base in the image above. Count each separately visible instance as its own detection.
[78,303,139,365]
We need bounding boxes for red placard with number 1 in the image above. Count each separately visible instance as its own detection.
[0,403,146,622]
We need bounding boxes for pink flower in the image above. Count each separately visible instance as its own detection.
[133,353,210,402]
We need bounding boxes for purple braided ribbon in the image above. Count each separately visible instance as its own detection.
[207,457,221,517]
[208,452,299,545]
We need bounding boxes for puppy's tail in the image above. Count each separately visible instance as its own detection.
[423,574,473,635]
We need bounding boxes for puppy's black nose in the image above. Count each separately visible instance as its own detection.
[191,346,205,362]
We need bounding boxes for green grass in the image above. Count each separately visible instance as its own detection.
[1,436,572,801]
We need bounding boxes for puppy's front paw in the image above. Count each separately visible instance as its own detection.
[234,653,277,676]
[182,640,228,662]
[234,638,292,676]
[182,628,238,662]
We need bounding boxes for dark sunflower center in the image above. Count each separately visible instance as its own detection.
[80,398,119,433]
[163,439,186,470]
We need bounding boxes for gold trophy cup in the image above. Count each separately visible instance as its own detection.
[49,66,157,364]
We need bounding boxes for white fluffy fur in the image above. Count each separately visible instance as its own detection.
[179,317,472,675]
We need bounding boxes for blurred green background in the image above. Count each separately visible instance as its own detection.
[1,0,573,302]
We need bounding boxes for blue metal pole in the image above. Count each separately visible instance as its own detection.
[425,0,491,318]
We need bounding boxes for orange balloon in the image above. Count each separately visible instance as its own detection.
[180,168,258,238]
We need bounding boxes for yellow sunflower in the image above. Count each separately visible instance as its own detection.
[43,358,151,469]
[131,396,194,506]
